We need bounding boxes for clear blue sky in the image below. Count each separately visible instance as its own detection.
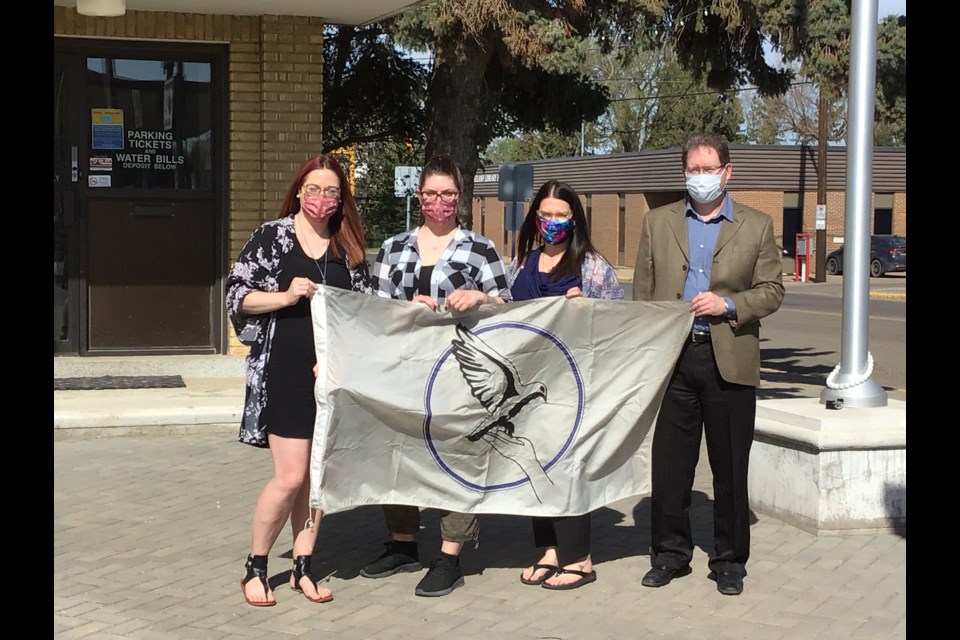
[878,0,906,18]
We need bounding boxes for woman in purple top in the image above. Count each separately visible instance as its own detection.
[506,179,623,590]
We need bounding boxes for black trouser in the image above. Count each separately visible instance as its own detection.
[649,339,756,576]
[532,513,591,566]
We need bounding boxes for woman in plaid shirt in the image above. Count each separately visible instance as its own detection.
[362,155,511,597]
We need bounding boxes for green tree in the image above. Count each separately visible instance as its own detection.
[384,1,806,226]
[386,1,615,226]
[484,127,587,163]
[322,24,427,153]
[353,140,424,246]
[588,31,672,154]
[741,12,905,147]
[644,63,746,149]
[874,14,906,146]
[742,77,846,144]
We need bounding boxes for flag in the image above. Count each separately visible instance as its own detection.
[309,287,693,517]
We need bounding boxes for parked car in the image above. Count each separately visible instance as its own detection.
[825,235,906,277]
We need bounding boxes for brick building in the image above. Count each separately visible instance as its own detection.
[471,145,906,276]
[53,1,422,357]
[54,3,906,359]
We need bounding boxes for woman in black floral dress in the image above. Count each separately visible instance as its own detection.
[226,154,370,607]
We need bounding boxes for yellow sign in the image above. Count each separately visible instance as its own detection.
[91,108,124,125]
[329,146,356,194]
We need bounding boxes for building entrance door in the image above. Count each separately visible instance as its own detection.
[54,38,225,355]
[54,51,82,353]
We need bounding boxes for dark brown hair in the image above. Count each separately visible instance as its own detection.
[516,180,601,281]
[419,154,464,195]
[681,133,731,168]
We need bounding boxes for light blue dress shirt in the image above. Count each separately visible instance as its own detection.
[684,195,737,334]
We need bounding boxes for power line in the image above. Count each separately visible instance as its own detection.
[607,80,814,103]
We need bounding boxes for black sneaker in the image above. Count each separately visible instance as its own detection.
[359,541,422,579]
[414,555,464,597]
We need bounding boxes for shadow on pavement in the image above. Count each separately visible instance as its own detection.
[759,344,838,400]
[303,491,761,579]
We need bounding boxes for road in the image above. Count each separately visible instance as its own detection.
[365,248,906,404]
[620,278,907,403]
[758,290,906,402]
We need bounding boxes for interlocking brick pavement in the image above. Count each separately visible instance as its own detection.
[54,429,905,639]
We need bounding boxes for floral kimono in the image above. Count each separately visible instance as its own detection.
[225,215,371,447]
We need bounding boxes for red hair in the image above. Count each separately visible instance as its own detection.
[279,154,367,268]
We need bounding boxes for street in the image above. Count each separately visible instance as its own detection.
[619,274,907,403]
[759,289,906,402]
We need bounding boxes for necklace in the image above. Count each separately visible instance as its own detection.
[313,249,329,284]
[297,216,330,284]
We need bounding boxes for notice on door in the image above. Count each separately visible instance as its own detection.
[115,130,186,171]
[91,109,124,150]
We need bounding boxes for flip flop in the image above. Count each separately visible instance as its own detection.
[541,568,597,591]
[520,563,560,585]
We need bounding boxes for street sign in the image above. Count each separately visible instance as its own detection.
[815,219,826,230]
[505,202,525,231]
[816,204,826,220]
[498,163,534,202]
[394,166,421,197]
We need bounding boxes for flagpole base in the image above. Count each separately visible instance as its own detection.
[819,377,888,409]
[749,397,906,535]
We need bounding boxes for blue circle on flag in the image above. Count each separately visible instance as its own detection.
[423,321,584,492]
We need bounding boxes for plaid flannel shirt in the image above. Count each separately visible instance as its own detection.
[373,225,512,306]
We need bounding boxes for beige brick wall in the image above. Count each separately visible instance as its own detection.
[589,194,619,267]
[482,198,508,258]
[729,190,783,250]
[798,191,846,272]
[893,192,907,236]
[55,8,325,356]
[623,194,651,269]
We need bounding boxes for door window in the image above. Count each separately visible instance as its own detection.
[86,58,212,191]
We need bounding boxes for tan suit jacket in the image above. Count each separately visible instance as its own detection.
[633,197,785,387]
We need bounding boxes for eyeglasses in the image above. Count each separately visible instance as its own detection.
[684,165,727,176]
[303,184,341,198]
[419,190,459,203]
[536,210,573,222]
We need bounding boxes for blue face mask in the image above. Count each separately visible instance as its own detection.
[685,173,725,204]
[536,216,573,245]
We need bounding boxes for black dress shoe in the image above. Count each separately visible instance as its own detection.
[641,565,692,588]
[712,571,744,595]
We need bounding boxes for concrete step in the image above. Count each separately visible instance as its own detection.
[53,354,245,379]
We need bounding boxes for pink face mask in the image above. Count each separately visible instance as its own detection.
[301,194,339,222]
[421,199,458,224]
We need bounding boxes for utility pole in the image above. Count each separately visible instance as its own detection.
[814,87,829,282]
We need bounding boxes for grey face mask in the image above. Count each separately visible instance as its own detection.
[685,173,724,204]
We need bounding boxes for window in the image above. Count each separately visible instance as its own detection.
[874,193,894,235]
[87,57,213,190]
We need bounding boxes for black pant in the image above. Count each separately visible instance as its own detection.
[649,339,756,576]
[532,514,591,566]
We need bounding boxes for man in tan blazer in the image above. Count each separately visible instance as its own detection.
[633,133,784,596]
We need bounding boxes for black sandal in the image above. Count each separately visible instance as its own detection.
[240,554,276,607]
[520,563,560,585]
[291,555,334,603]
[541,567,597,591]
